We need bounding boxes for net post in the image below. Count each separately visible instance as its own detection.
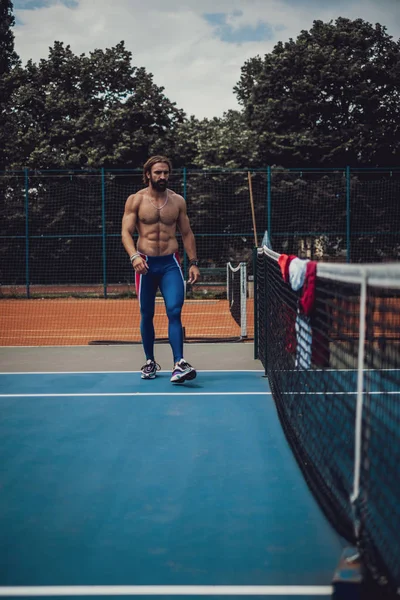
[227,261,247,339]
[263,248,268,376]
[253,247,258,359]
[332,547,365,598]
[240,262,247,338]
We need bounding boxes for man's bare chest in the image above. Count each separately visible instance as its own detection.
[138,203,179,226]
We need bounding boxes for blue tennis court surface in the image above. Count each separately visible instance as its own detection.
[0,370,345,599]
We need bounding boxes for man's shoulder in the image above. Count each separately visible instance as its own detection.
[169,189,185,204]
[127,188,147,206]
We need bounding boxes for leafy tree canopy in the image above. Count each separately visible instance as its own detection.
[8,40,185,169]
[0,0,21,169]
[234,18,400,166]
[156,110,259,169]
[0,0,19,75]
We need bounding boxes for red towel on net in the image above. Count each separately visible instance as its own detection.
[277,254,297,354]
[300,261,330,366]
[278,254,297,283]
[299,261,317,316]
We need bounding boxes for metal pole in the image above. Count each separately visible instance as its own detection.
[253,247,258,359]
[24,168,30,298]
[183,167,188,279]
[346,166,351,263]
[101,168,107,298]
[267,166,272,245]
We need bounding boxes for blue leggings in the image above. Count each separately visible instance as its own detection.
[135,253,185,364]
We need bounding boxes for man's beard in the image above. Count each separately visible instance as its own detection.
[150,176,167,192]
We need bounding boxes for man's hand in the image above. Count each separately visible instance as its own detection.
[188,265,200,284]
[132,256,149,275]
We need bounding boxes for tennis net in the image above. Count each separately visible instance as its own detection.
[255,245,400,596]
[227,262,247,338]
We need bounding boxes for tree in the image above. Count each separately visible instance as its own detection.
[156,110,259,169]
[10,41,185,169]
[234,18,400,166]
[0,0,20,169]
[0,0,19,76]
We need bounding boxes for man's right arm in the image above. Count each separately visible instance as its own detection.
[121,194,138,258]
[121,194,148,273]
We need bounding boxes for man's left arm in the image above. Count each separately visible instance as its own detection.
[177,200,200,284]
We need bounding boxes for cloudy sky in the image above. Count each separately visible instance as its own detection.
[12,0,400,119]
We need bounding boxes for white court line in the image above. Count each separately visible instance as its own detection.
[0,392,270,398]
[282,391,399,395]
[0,585,332,596]
[276,368,398,372]
[0,370,265,375]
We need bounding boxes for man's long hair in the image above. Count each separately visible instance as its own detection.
[143,156,172,185]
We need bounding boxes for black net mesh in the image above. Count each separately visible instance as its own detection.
[255,246,400,597]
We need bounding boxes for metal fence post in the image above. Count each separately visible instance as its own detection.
[183,167,188,279]
[24,168,30,298]
[267,165,272,245]
[346,166,351,263]
[101,168,107,298]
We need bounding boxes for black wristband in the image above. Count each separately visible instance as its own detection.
[189,259,199,267]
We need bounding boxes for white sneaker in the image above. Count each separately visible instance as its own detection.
[141,359,161,379]
[170,359,197,383]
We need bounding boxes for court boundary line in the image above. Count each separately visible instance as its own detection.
[2,368,398,375]
[282,391,399,395]
[0,343,256,349]
[0,370,265,375]
[0,392,271,398]
[0,585,333,596]
[2,391,396,398]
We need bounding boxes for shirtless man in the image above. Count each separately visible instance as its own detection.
[121,156,200,383]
